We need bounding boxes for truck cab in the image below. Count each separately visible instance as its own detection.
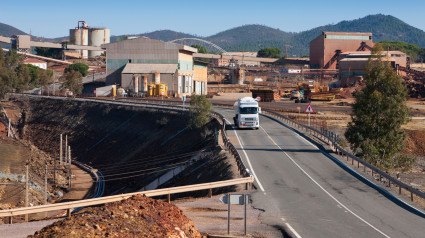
[233,97,261,129]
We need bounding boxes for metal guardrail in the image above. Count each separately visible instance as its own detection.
[13,94,424,203]
[0,177,254,218]
[260,109,425,206]
[2,94,254,220]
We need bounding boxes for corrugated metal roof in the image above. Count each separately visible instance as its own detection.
[122,63,177,74]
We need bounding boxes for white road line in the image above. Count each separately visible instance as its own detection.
[262,127,390,238]
[224,118,266,193]
[281,218,302,238]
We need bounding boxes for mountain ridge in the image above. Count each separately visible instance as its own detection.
[1,14,424,57]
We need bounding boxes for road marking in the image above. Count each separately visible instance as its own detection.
[224,118,266,193]
[281,218,302,238]
[262,127,390,238]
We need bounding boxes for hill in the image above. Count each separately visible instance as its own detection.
[0,22,26,37]
[111,30,197,43]
[292,14,425,56]
[205,24,292,52]
[2,14,425,57]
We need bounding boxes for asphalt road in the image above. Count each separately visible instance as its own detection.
[215,107,425,238]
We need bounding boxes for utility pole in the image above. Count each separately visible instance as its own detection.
[44,164,48,218]
[60,134,63,165]
[25,165,29,222]
[65,135,68,164]
[68,146,72,188]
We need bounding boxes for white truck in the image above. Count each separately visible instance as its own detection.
[233,97,261,129]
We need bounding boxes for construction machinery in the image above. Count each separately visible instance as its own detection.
[291,81,335,103]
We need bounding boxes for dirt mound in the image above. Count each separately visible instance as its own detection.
[29,195,201,238]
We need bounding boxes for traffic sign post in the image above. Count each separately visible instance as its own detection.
[304,104,315,127]
[182,95,186,107]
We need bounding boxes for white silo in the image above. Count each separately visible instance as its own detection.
[88,28,110,57]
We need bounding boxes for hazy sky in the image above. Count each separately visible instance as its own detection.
[1,0,424,38]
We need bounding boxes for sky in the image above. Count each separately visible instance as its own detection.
[1,0,425,38]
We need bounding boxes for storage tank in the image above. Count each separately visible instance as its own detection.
[69,29,82,57]
[81,28,89,59]
[88,28,110,57]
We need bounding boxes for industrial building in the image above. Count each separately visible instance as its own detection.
[310,32,374,69]
[104,37,208,96]
[338,51,409,86]
[69,21,110,58]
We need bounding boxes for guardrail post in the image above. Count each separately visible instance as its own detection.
[167,194,171,203]
[411,192,414,201]
[399,186,401,194]
[357,160,359,168]
[9,216,13,224]
[67,208,72,218]
[209,188,213,198]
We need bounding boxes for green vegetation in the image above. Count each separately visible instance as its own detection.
[65,63,89,77]
[345,46,413,171]
[0,46,52,98]
[191,44,207,54]
[35,47,62,59]
[188,94,212,129]
[257,47,282,58]
[61,70,83,96]
[376,41,425,62]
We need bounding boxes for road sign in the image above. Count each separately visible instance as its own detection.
[161,91,164,96]
[304,103,314,113]
[255,96,261,102]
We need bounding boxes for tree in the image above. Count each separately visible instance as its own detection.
[257,47,282,58]
[344,46,412,170]
[191,44,208,54]
[35,47,62,59]
[61,71,83,96]
[65,63,89,77]
[188,94,212,129]
[14,64,31,92]
[27,64,53,88]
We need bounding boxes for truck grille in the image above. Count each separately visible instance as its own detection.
[244,117,256,121]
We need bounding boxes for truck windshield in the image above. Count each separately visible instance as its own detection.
[239,107,258,114]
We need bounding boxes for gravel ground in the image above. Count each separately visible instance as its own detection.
[0,219,60,238]
[174,195,284,238]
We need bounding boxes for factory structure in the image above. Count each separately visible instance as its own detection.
[69,21,110,58]
[103,37,208,97]
[309,31,410,86]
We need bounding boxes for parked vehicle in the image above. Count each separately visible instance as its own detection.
[233,97,261,129]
